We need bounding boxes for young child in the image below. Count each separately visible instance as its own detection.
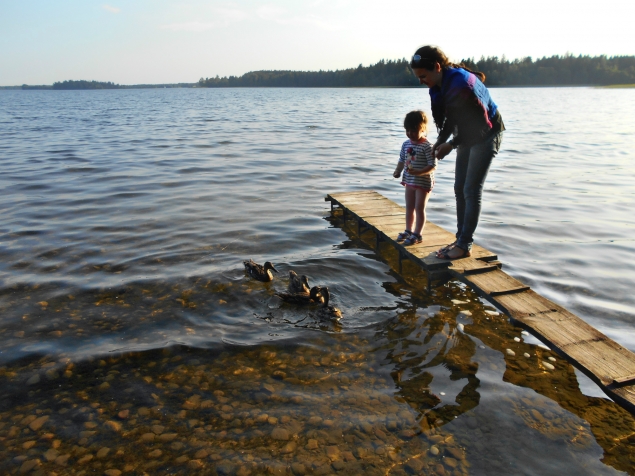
[392,110,437,245]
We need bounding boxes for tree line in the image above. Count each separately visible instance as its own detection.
[11,55,635,90]
[199,59,418,88]
[199,55,635,88]
[18,81,196,90]
[463,55,635,86]
[52,80,120,90]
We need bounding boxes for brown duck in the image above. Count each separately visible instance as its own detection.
[315,287,342,320]
[288,270,310,294]
[275,285,324,304]
[243,259,278,282]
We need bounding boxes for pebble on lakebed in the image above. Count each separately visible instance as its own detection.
[506,349,516,356]
[0,341,477,476]
[542,361,555,370]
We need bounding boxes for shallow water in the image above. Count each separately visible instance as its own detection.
[0,87,635,475]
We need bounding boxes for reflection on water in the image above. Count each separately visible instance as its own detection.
[1,87,635,474]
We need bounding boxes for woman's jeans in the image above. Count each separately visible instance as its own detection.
[454,132,503,251]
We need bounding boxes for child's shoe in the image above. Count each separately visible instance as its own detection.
[403,233,422,245]
[396,230,411,242]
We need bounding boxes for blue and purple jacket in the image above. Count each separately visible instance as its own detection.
[430,67,504,147]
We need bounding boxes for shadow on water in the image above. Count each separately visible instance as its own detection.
[0,212,634,475]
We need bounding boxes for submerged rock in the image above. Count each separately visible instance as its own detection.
[271,428,289,440]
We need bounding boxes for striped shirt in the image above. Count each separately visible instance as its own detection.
[399,139,436,190]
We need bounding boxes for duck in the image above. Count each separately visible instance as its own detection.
[315,287,342,320]
[243,259,278,282]
[275,285,324,304]
[288,270,310,294]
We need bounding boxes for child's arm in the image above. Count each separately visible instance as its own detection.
[408,143,436,176]
[407,164,435,176]
[393,162,404,178]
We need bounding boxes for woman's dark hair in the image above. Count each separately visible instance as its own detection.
[403,110,428,133]
[410,45,486,83]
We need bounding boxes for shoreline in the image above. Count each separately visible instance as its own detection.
[2,84,634,90]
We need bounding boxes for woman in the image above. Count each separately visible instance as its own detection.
[410,46,504,259]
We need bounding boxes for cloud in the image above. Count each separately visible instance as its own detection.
[257,5,287,22]
[102,4,120,14]
[159,4,341,33]
[256,5,343,31]
[161,21,220,32]
[160,6,247,32]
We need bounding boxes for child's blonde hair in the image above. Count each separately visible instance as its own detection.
[403,110,428,134]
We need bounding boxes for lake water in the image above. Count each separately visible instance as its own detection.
[1,87,634,475]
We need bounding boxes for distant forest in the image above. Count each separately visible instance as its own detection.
[53,80,120,90]
[9,54,635,90]
[18,80,195,90]
[199,55,635,88]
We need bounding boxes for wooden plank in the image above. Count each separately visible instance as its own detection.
[331,196,389,205]
[417,246,498,263]
[562,339,635,386]
[612,385,635,413]
[493,290,560,318]
[449,258,500,275]
[368,216,405,224]
[613,375,635,386]
[372,220,454,237]
[346,205,404,215]
[328,190,379,199]
[510,306,635,387]
[375,229,454,247]
[464,269,529,296]
[520,313,600,348]
[340,202,401,210]
[355,210,404,219]
[490,286,531,296]
[341,196,398,205]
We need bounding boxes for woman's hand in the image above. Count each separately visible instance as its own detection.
[393,169,401,178]
[434,142,453,160]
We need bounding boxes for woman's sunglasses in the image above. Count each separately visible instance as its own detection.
[411,54,432,66]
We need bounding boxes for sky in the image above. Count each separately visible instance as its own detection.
[1,0,634,86]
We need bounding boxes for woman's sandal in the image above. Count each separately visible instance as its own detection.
[436,241,457,256]
[396,230,411,242]
[403,233,422,245]
[437,243,471,260]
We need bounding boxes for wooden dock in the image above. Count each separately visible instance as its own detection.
[326,190,635,413]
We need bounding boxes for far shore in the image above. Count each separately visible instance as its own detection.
[3,84,635,91]
[597,84,635,89]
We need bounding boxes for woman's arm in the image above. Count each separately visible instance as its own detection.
[432,118,454,160]
[433,141,454,160]
[393,162,404,178]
